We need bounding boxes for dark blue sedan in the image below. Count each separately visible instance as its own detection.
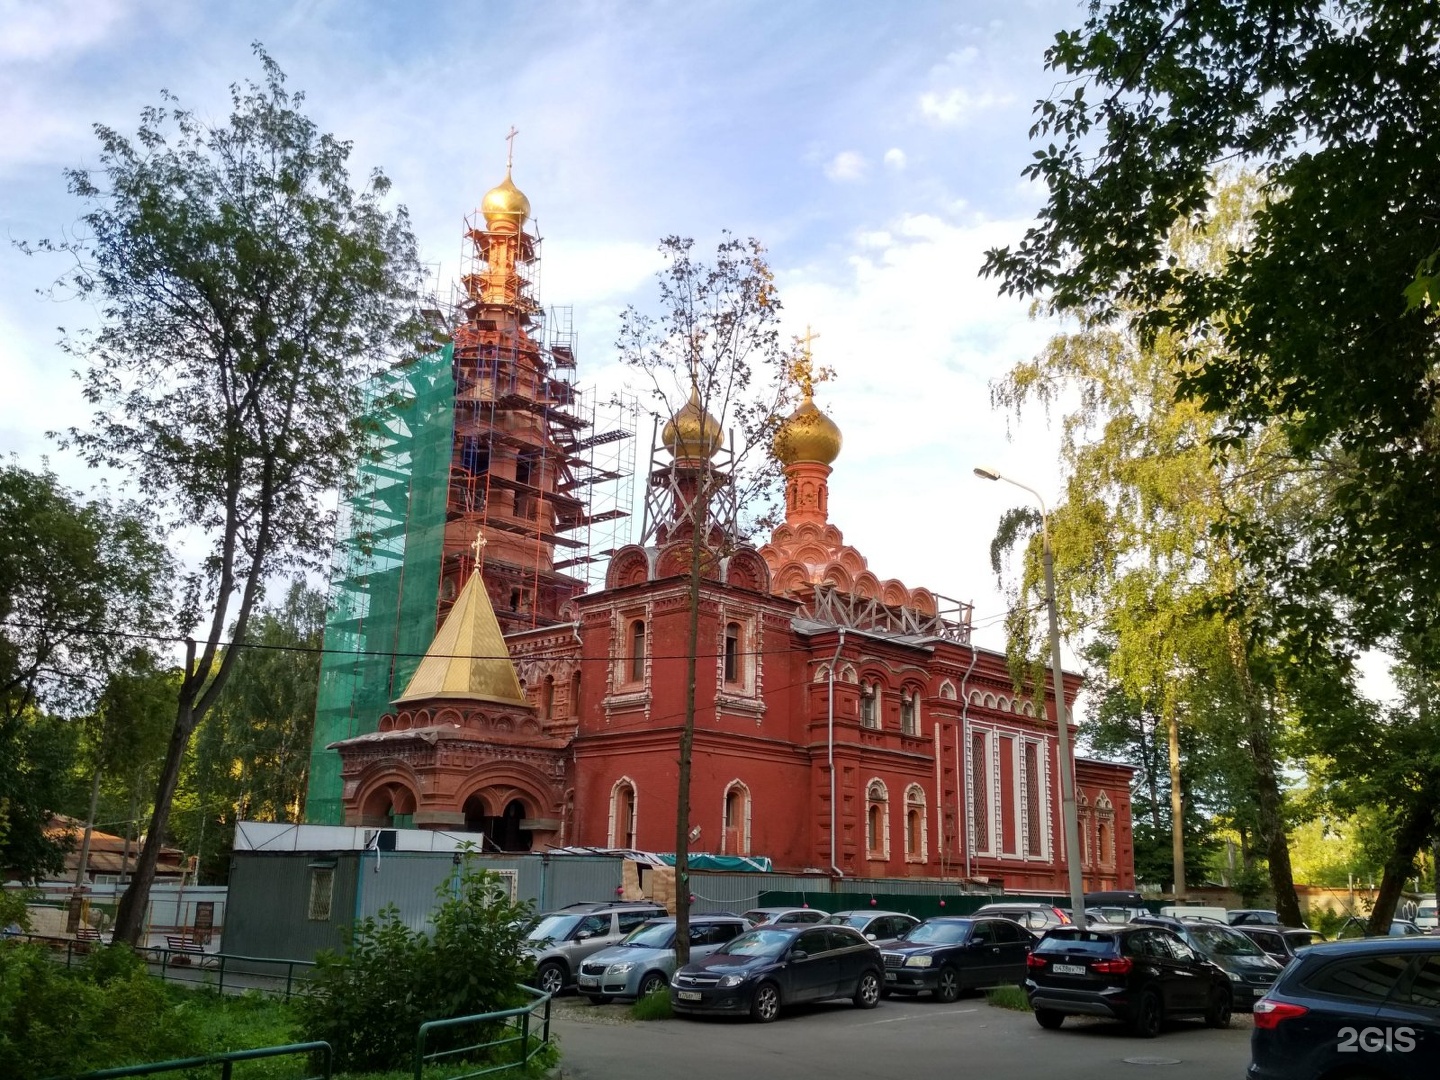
[670,924,883,1022]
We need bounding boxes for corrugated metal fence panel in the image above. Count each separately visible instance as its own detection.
[222,852,357,961]
[543,856,625,910]
[687,873,834,913]
[357,852,458,930]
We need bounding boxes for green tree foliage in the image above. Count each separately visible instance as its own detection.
[615,235,793,962]
[0,465,170,880]
[0,943,191,1080]
[982,1,1440,928]
[25,46,424,942]
[298,865,535,1074]
[174,581,325,881]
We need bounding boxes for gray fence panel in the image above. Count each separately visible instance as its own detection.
[542,855,625,910]
[357,852,458,929]
[222,852,357,961]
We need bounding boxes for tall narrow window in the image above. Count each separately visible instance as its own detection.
[629,620,646,682]
[722,781,750,855]
[866,780,889,858]
[900,691,918,735]
[724,623,740,683]
[970,732,990,853]
[307,865,335,921]
[569,669,582,718]
[904,784,927,861]
[861,684,878,728]
[610,779,637,848]
[541,676,554,721]
[1023,742,1043,856]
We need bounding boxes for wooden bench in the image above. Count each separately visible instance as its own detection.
[73,927,104,954]
[165,934,210,966]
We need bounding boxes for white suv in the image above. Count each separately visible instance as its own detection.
[524,901,667,995]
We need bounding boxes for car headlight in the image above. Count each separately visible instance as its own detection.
[904,955,934,968]
[1227,971,1243,982]
[608,962,636,975]
[717,974,746,988]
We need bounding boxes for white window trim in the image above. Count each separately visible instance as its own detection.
[904,783,928,862]
[865,777,890,860]
[968,728,995,857]
[608,776,638,848]
[721,779,752,855]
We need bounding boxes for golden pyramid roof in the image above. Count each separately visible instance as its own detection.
[393,565,526,706]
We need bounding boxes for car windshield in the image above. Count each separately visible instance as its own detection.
[821,915,869,928]
[1418,905,1437,919]
[742,911,779,924]
[720,929,793,957]
[622,922,675,949]
[526,914,581,942]
[1187,924,1264,956]
[1285,931,1325,946]
[903,921,971,945]
[1035,931,1117,955]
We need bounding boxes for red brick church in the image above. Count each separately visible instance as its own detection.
[321,164,1135,893]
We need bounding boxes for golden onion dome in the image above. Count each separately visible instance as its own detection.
[661,384,724,460]
[773,393,842,466]
[480,170,531,228]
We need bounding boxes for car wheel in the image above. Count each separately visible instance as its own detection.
[536,961,566,997]
[854,970,881,1009]
[1130,990,1162,1039]
[1204,988,1232,1028]
[750,981,781,1023]
[637,971,668,998]
[1035,1008,1064,1030]
[933,965,961,1003]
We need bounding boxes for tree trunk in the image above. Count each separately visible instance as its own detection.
[113,639,197,945]
[673,481,709,967]
[1369,797,1437,934]
[1167,703,1185,900]
[73,763,104,890]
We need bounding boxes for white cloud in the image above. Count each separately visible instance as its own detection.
[823,150,868,182]
[0,0,134,63]
[918,87,1011,126]
[883,147,907,170]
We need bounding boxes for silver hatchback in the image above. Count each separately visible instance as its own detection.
[578,915,750,1002]
[524,901,667,995]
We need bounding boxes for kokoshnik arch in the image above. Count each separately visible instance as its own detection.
[307,156,1136,891]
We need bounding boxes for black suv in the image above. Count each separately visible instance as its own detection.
[879,916,1034,1001]
[1134,914,1285,1010]
[1026,924,1234,1037]
[1249,936,1440,1080]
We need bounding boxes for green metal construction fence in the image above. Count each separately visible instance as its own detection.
[306,345,456,825]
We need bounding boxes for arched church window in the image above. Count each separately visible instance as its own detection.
[610,778,637,849]
[722,780,751,855]
[860,683,879,728]
[900,690,919,736]
[904,784,927,862]
[865,779,889,859]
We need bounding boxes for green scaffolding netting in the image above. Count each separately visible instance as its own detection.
[304,344,455,824]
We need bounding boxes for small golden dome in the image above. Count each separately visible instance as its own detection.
[774,393,842,466]
[480,170,531,228]
[662,384,724,460]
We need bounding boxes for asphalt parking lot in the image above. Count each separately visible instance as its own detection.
[551,993,1252,1080]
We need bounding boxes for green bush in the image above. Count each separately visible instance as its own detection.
[298,865,535,1074]
[0,943,193,1079]
[984,985,1032,1012]
[630,989,672,1021]
[0,890,34,933]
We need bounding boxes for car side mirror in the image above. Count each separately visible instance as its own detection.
[790,949,808,961]
[866,933,877,940]
[576,930,593,941]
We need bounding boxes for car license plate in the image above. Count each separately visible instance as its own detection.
[885,972,897,981]
[678,990,702,1001]
[1053,963,1087,975]
[578,975,598,987]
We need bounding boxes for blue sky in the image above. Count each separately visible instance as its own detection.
[0,0,1095,652]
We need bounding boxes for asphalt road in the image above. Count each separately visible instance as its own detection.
[551,993,1252,1080]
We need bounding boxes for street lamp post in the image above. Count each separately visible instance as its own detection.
[974,467,1087,930]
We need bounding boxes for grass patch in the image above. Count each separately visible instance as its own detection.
[630,989,673,1021]
[984,985,1032,1012]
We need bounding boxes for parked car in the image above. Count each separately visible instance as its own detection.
[741,906,830,926]
[1133,915,1285,1010]
[1086,905,1149,925]
[670,924,883,1023]
[523,900,668,995]
[1248,935,1440,1080]
[1233,925,1329,966]
[820,910,920,943]
[1416,898,1439,934]
[577,913,749,1003]
[1026,924,1234,1037]
[973,902,1072,933]
[1230,910,1286,927]
[1159,904,1230,923]
[879,916,1034,1002]
[1336,917,1426,939]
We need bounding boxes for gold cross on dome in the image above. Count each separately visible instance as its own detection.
[471,531,487,561]
[505,126,519,171]
[789,324,831,398]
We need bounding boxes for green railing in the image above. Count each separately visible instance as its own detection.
[413,985,552,1080]
[53,1041,331,1080]
[13,934,315,1000]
